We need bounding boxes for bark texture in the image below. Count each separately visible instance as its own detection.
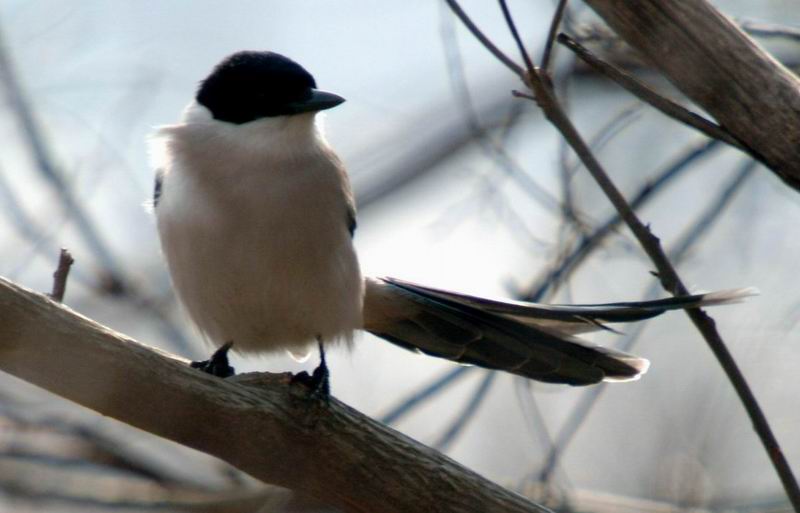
[0,277,547,513]
[583,0,800,190]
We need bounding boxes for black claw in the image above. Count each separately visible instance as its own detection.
[290,340,330,401]
[190,341,236,378]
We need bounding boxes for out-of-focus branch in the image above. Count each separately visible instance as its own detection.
[582,0,800,190]
[433,371,496,451]
[0,22,192,354]
[535,158,758,486]
[0,277,549,513]
[520,139,721,301]
[380,366,471,425]
[447,1,800,509]
[739,19,800,42]
[556,34,749,153]
[0,23,126,288]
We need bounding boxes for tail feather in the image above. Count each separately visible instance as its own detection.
[363,278,697,385]
[382,277,757,335]
[363,277,751,386]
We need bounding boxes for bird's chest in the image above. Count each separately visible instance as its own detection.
[156,157,360,349]
[161,158,346,279]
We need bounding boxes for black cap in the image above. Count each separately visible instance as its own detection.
[196,51,345,124]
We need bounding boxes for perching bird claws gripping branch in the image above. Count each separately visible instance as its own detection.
[0,276,548,513]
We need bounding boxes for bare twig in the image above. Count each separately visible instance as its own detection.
[48,248,74,303]
[498,0,536,76]
[0,23,126,289]
[353,78,523,209]
[439,10,562,216]
[739,19,800,42]
[581,0,800,190]
[556,34,749,153]
[561,103,641,181]
[380,366,472,425]
[434,371,496,451]
[511,90,536,101]
[540,0,570,74]
[535,158,758,485]
[0,23,192,353]
[445,2,800,508]
[520,139,721,300]
[444,0,524,78]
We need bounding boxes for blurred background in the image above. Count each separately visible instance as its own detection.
[1,1,799,511]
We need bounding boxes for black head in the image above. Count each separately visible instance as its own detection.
[196,51,345,124]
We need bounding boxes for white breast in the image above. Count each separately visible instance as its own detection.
[153,104,363,355]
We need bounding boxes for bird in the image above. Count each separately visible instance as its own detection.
[151,51,754,393]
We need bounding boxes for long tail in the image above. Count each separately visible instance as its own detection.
[362,277,756,386]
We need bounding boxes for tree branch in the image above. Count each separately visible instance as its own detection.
[540,0,570,74]
[446,1,800,509]
[0,276,549,513]
[581,0,800,191]
[556,33,749,153]
[48,248,74,303]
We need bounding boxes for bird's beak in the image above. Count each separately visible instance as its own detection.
[285,89,345,114]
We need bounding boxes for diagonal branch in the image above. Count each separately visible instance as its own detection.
[520,138,721,301]
[540,0,570,74]
[581,0,800,191]
[0,277,549,513]
[446,1,800,509]
[556,33,749,153]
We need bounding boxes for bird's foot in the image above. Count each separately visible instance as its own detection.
[190,341,236,378]
[290,340,330,401]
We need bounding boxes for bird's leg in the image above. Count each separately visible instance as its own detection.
[291,338,330,400]
[190,341,236,378]
[310,338,330,397]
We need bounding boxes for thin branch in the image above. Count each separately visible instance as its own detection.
[0,277,549,513]
[446,1,800,508]
[439,10,563,216]
[556,33,749,153]
[512,380,561,491]
[0,24,192,354]
[0,22,126,289]
[739,19,800,42]
[536,158,757,485]
[561,103,641,181]
[520,139,721,301]
[434,371,496,451]
[443,0,524,77]
[541,0,570,73]
[530,49,800,513]
[48,248,74,303]
[380,366,472,425]
[498,0,536,75]
[581,0,800,190]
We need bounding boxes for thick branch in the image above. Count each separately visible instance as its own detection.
[0,277,547,513]
[582,0,800,190]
